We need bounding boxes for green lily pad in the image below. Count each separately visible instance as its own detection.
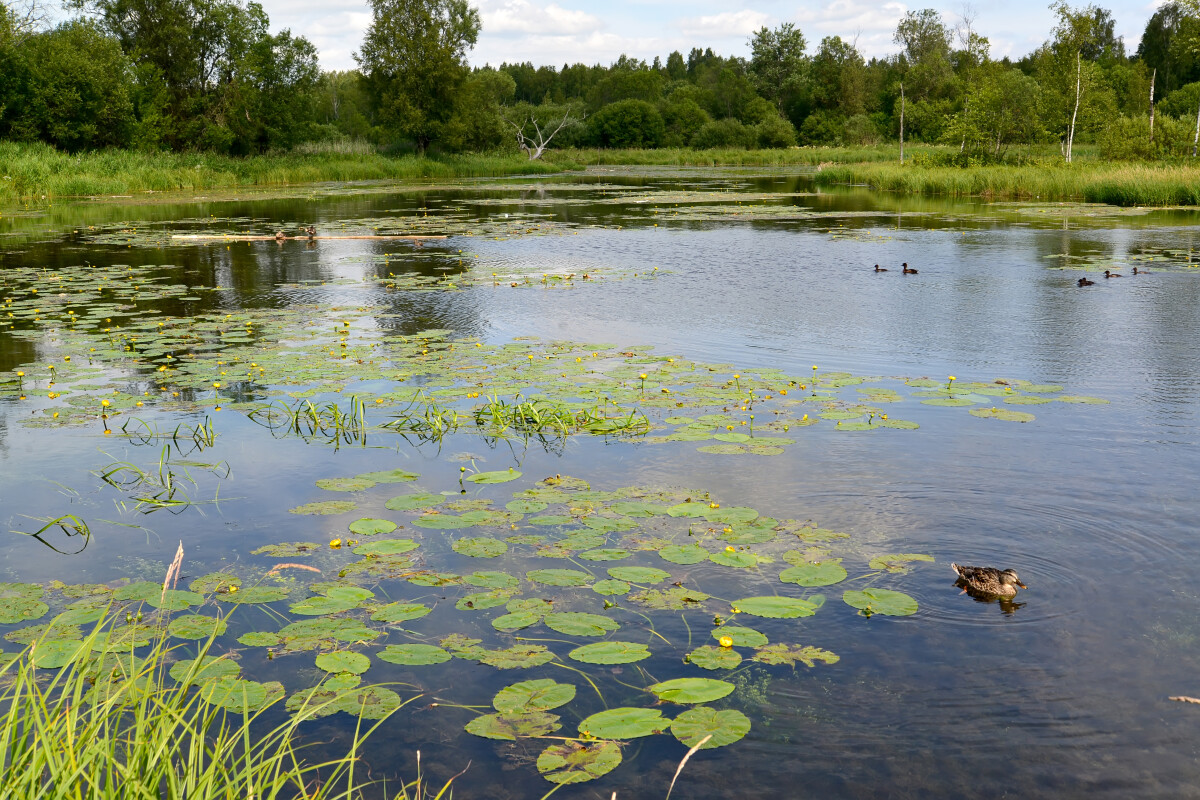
[921,397,976,407]
[453,537,508,557]
[189,573,241,594]
[370,602,432,623]
[752,644,840,666]
[607,566,670,584]
[660,544,710,565]
[167,615,227,640]
[348,518,398,536]
[353,539,418,556]
[0,597,49,624]
[711,626,768,647]
[316,477,376,492]
[289,500,357,515]
[670,707,751,749]
[568,641,652,664]
[705,507,759,525]
[667,502,711,517]
[413,514,474,529]
[537,740,622,784]
[466,711,561,741]
[649,677,735,704]
[1055,395,1109,404]
[868,553,935,573]
[238,631,280,647]
[457,590,513,610]
[609,501,669,517]
[151,590,204,611]
[385,493,444,511]
[478,644,556,669]
[578,707,668,739]
[629,586,709,610]
[170,656,240,685]
[779,562,848,587]
[468,469,522,484]
[356,468,419,483]
[544,612,619,637]
[5,623,82,646]
[315,651,371,675]
[378,644,451,665]
[526,569,592,587]
[199,678,284,712]
[1005,395,1051,405]
[969,407,1035,422]
[463,570,519,589]
[733,596,823,619]
[578,548,629,562]
[31,639,91,668]
[492,611,542,631]
[251,542,321,557]
[506,499,548,513]
[592,579,630,595]
[493,679,577,713]
[842,588,919,616]
[686,645,742,670]
[709,550,763,569]
[216,586,290,604]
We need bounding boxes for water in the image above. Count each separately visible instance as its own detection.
[2,169,1200,798]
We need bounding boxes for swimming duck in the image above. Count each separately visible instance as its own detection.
[1104,269,1122,278]
[274,230,287,242]
[1077,277,1094,286]
[305,225,316,239]
[1132,266,1147,274]
[902,263,918,274]
[874,264,888,272]
[951,563,1026,597]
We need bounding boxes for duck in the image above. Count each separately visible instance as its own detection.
[874,264,888,272]
[274,230,287,242]
[1132,266,1147,275]
[902,263,918,274]
[1077,277,1095,287]
[951,563,1026,597]
[1104,269,1122,278]
[305,225,316,239]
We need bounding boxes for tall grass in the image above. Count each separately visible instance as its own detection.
[0,608,437,799]
[0,141,571,203]
[550,145,923,167]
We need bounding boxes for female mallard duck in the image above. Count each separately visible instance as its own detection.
[951,563,1026,597]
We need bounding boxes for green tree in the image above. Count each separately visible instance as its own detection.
[943,65,1042,154]
[587,99,663,147]
[748,23,806,110]
[356,0,480,151]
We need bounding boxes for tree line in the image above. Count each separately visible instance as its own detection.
[2,0,1200,159]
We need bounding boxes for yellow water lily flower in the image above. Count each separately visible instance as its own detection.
[719,636,734,648]
[329,539,342,549]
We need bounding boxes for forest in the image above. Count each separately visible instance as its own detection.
[1,0,1200,161]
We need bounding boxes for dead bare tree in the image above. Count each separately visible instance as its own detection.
[501,108,583,161]
[2,0,50,41]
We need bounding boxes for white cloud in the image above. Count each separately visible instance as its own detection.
[677,9,772,38]
[478,0,602,35]
[796,0,907,57]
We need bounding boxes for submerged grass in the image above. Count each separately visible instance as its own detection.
[0,608,408,800]
[0,141,570,204]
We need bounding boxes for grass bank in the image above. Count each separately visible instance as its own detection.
[549,145,917,166]
[0,141,571,203]
[811,160,1200,205]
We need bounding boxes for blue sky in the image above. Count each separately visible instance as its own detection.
[272,0,1167,72]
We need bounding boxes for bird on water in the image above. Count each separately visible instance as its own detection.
[951,563,1027,597]
[1077,276,1094,286]
[874,264,888,272]
[902,262,918,274]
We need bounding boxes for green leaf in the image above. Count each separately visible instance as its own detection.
[457,590,513,610]
[686,645,742,670]
[492,611,542,631]
[199,678,284,712]
[493,679,577,713]
[315,651,371,674]
[30,639,90,668]
[752,644,840,667]
[289,500,356,516]
[568,641,652,664]
[353,539,418,556]
[629,586,710,610]
[578,707,668,739]
[526,569,592,587]
[378,644,451,665]
[704,506,759,525]
[578,548,629,562]
[413,514,473,529]
[660,544,710,565]
[466,711,561,741]
[711,626,768,647]
[369,602,432,623]
[216,586,290,605]
[867,553,935,573]
[709,550,763,569]
[779,562,848,587]
[468,469,522,484]
[607,566,670,584]
[0,597,49,624]
[609,501,669,517]
[478,644,555,669]
[537,740,622,784]
[592,579,630,596]
[348,518,398,536]
[670,707,751,749]
[666,501,711,517]
[384,493,444,511]
[316,477,375,492]
[842,588,918,616]
[649,678,735,704]
[463,570,519,589]
[167,615,227,639]
[506,499,548,513]
[544,612,619,637]
[733,596,823,619]
[170,656,240,685]
[969,407,1035,422]
[452,537,508,557]
[356,468,419,483]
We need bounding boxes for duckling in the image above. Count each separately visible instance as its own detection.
[951,563,1026,598]
[274,230,287,242]
[305,225,316,239]
[1104,269,1122,278]
[874,264,888,272]
[902,262,918,274]
[1132,266,1147,275]
[1077,277,1095,287]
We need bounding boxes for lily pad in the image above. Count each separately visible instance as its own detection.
[413,514,474,529]
[536,740,622,784]
[384,493,444,511]
[779,562,848,587]
[670,707,751,749]
[578,707,669,739]
[466,711,561,741]
[216,586,290,605]
[868,553,935,573]
[315,651,371,675]
[316,477,375,492]
[493,679,577,713]
[526,569,592,587]
[492,611,542,631]
[709,550,763,569]
[578,548,629,562]
[506,499,548,513]
[453,537,508,558]
[170,656,240,685]
[167,615,227,640]
[478,644,556,669]
[31,639,92,668]
[711,626,768,647]
[568,641,652,664]
[733,596,823,619]
[457,590,513,610]
[348,518,398,536]
[649,677,735,704]
[752,644,840,667]
[592,579,630,595]
[842,588,919,616]
[667,502,710,517]
[468,469,522,484]
[705,507,759,525]
[630,586,710,610]
[378,644,451,665]
[0,596,49,624]
[544,612,619,637]
[969,407,1035,422]
[660,544,710,565]
[607,566,670,584]
[463,570,519,589]
[199,678,284,712]
[609,501,669,517]
[251,542,321,557]
[686,645,742,670]
[289,500,357,515]
[370,602,432,623]
[353,539,418,556]
[356,468,419,483]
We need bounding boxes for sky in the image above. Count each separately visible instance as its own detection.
[266,0,1168,72]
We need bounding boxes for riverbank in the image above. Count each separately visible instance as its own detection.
[0,141,571,204]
